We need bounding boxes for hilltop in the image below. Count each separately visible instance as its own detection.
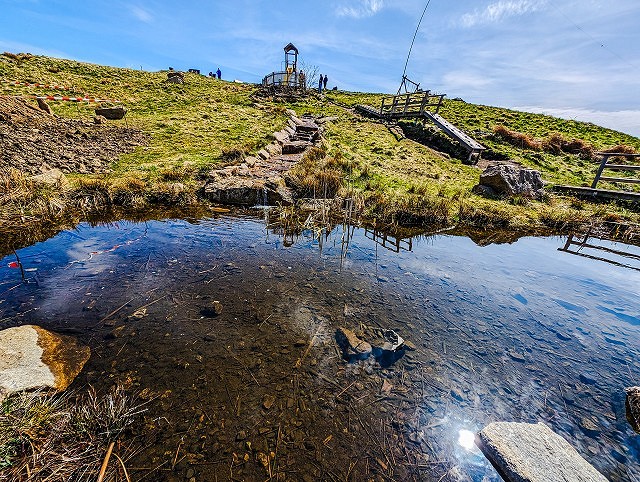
[1,53,639,239]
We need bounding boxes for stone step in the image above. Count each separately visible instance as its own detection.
[282,141,312,154]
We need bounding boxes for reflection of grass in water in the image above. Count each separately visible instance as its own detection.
[0,385,144,481]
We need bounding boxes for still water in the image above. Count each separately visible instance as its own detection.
[1,212,639,481]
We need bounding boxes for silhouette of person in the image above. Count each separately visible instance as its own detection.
[216,68,221,79]
[318,74,323,93]
[299,70,306,91]
[323,75,328,90]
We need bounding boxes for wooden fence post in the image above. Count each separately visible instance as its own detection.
[592,155,610,188]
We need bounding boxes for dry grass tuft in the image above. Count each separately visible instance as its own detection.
[159,166,191,181]
[493,125,542,151]
[2,52,33,61]
[0,385,145,481]
[220,147,247,163]
[0,169,66,225]
[287,146,346,198]
[543,133,594,158]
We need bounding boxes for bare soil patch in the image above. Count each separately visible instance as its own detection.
[0,96,148,175]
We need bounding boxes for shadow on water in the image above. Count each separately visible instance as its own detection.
[1,208,640,481]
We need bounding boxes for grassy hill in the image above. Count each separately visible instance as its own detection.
[1,52,639,234]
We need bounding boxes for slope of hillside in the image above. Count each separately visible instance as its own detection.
[1,53,639,234]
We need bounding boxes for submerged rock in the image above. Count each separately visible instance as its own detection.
[626,386,640,434]
[477,422,607,482]
[474,164,544,199]
[201,301,223,317]
[335,327,372,360]
[369,329,413,366]
[0,325,90,400]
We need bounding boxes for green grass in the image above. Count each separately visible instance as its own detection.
[326,90,640,189]
[1,52,639,232]
[0,54,288,185]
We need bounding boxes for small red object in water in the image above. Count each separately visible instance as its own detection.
[8,261,19,268]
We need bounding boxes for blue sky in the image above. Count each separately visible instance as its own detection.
[1,0,639,136]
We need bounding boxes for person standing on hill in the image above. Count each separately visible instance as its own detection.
[216,68,222,79]
[323,74,328,90]
[298,70,306,91]
[318,74,324,93]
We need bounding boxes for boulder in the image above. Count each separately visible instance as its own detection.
[475,164,544,199]
[31,168,70,190]
[95,105,127,120]
[476,422,607,482]
[626,386,640,433]
[266,142,282,157]
[0,325,90,400]
[203,176,292,206]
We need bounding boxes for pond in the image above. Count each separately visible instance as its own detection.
[1,211,639,481]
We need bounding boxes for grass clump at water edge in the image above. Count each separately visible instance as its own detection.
[0,386,145,481]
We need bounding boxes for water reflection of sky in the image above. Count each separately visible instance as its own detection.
[1,218,639,480]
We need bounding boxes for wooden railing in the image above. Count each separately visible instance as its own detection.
[379,91,445,117]
[262,71,300,89]
[592,153,640,189]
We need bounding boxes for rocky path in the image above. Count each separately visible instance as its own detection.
[203,110,330,206]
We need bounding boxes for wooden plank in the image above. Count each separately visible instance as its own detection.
[553,185,640,202]
[423,112,485,152]
[595,152,640,157]
[599,177,640,184]
[591,155,609,188]
[605,164,640,171]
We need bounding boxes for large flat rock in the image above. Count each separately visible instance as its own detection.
[0,325,90,399]
[203,176,293,206]
[476,422,607,482]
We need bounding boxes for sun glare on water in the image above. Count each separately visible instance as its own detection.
[458,429,476,451]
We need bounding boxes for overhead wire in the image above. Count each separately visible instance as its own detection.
[547,2,638,70]
[400,0,433,81]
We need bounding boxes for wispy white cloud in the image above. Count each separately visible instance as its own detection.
[442,70,493,90]
[460,0,547,28]
[129,5,153,23]
[335,0,384,19]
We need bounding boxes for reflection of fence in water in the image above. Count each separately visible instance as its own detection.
[365,229,413,253]
[558,232,640,272]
